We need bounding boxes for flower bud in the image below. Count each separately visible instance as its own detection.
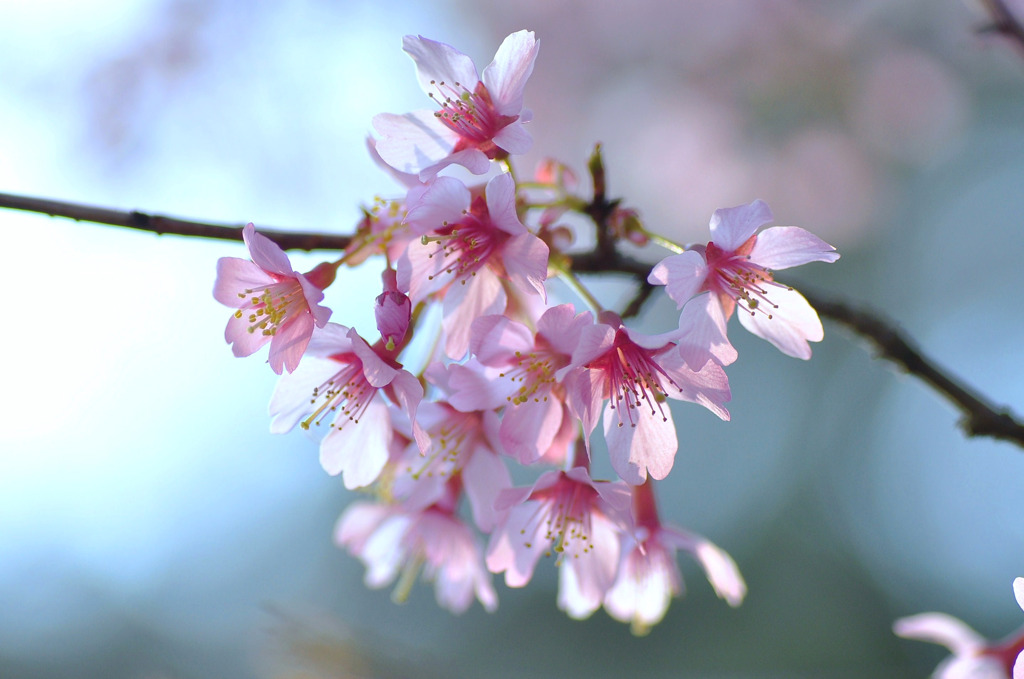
[375,268,411,351]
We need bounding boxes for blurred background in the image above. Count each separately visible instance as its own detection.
[2,0,1024,677]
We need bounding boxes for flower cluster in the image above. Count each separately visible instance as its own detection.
[213,31,838,628]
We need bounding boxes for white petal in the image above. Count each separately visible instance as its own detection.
[648,250,708,309]
[403,35,478,97]
[736,286,823,360]
[893,613,985,655]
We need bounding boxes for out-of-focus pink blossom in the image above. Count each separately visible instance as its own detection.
[604,481,745,635]
[649,199,838,359]
[213,223,334,374]
[336,495,498,615]
[374,31,539,179]
[446,304,590,464]
[894,577,1024,679]
[486,466,631,619]
[398,173,548,359]
[268,323,426,488]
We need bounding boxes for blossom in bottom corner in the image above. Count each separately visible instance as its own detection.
[336,493,497,615]
[603,480,745,635]
[893,577,1024,679]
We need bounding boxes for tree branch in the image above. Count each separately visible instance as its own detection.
[0,191,352,252]
[801,289,1024,448]
[978,0,1024,59]
[4,188,1022,449]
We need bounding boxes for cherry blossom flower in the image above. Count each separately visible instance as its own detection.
[268,323,426,488]
[390,399,510,533]
[894,577,1024,679]
[648,199,839,359]
[603,481,745,635]
[559,311,731,485]
[486,465,631,619]
[398,173,548,359]
[374,30,539,179]
[336,490,497,614]
[445,304,590,464]
[213,223,334,374]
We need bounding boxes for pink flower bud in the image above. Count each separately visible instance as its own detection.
[375,269,411,351]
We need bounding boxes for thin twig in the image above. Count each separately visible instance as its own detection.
[0,191,352,252]
[802,289,1024,448]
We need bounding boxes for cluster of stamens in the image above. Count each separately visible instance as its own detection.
[235,282,302,336]
[705,242,790,319]
[427,79,492,143]
[406,412,474,481]
[594,336,676,428]
[422,217,498,283]
[299,357,374,431]
[524,481,598,561]
[499,351,558,405]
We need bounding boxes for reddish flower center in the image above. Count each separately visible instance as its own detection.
[422,198,508,283]
[704,237,789,319]
[589,330,675,428]
[427,80,518,158]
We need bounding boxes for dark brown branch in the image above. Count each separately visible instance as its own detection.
[801,289,1024,448]
[978,0,1024,59]
[0,191,352,252]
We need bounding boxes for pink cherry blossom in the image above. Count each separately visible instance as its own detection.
[373,31,539,179]
[486,466,631,619]
[213,223,334,374]
[445,304,590,464]
[268,323,426,488]
[603,481,745,635]
[648,199,839,359]
[336,494,497,615]
[398,173,549,359]
[894,577,1024,679]
[390,399,510,533]
[560,311,731,485]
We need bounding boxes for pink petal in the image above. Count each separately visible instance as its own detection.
[405,175,472,236]
[1014,577,1024,613]
[402,35,479,96]
[675,293,737,367]
[372,110,459,176]
[736,286,823,360]
[692,540,746,606]
[485,501,549,587]
[748,226,840,270]
[348,328,398,388]
[500,397,563,464]
[648,250,708,309]
[268,310,314,374]
[446,362,507,412]
[470,314,533,365]
[502,233,549,300]
[442,269,507,360]
[484,173,526,236]
[388,369,428,452]
[657,352,732,421]
[481,30,538,116]
[213,257,274,306]
[708,199,774,252]
[492,121,533,155]
[224,313,270,358]
[243,223,295,276]
[462,447,511,532]
[319,398,391,488]
[603,402,678,485]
